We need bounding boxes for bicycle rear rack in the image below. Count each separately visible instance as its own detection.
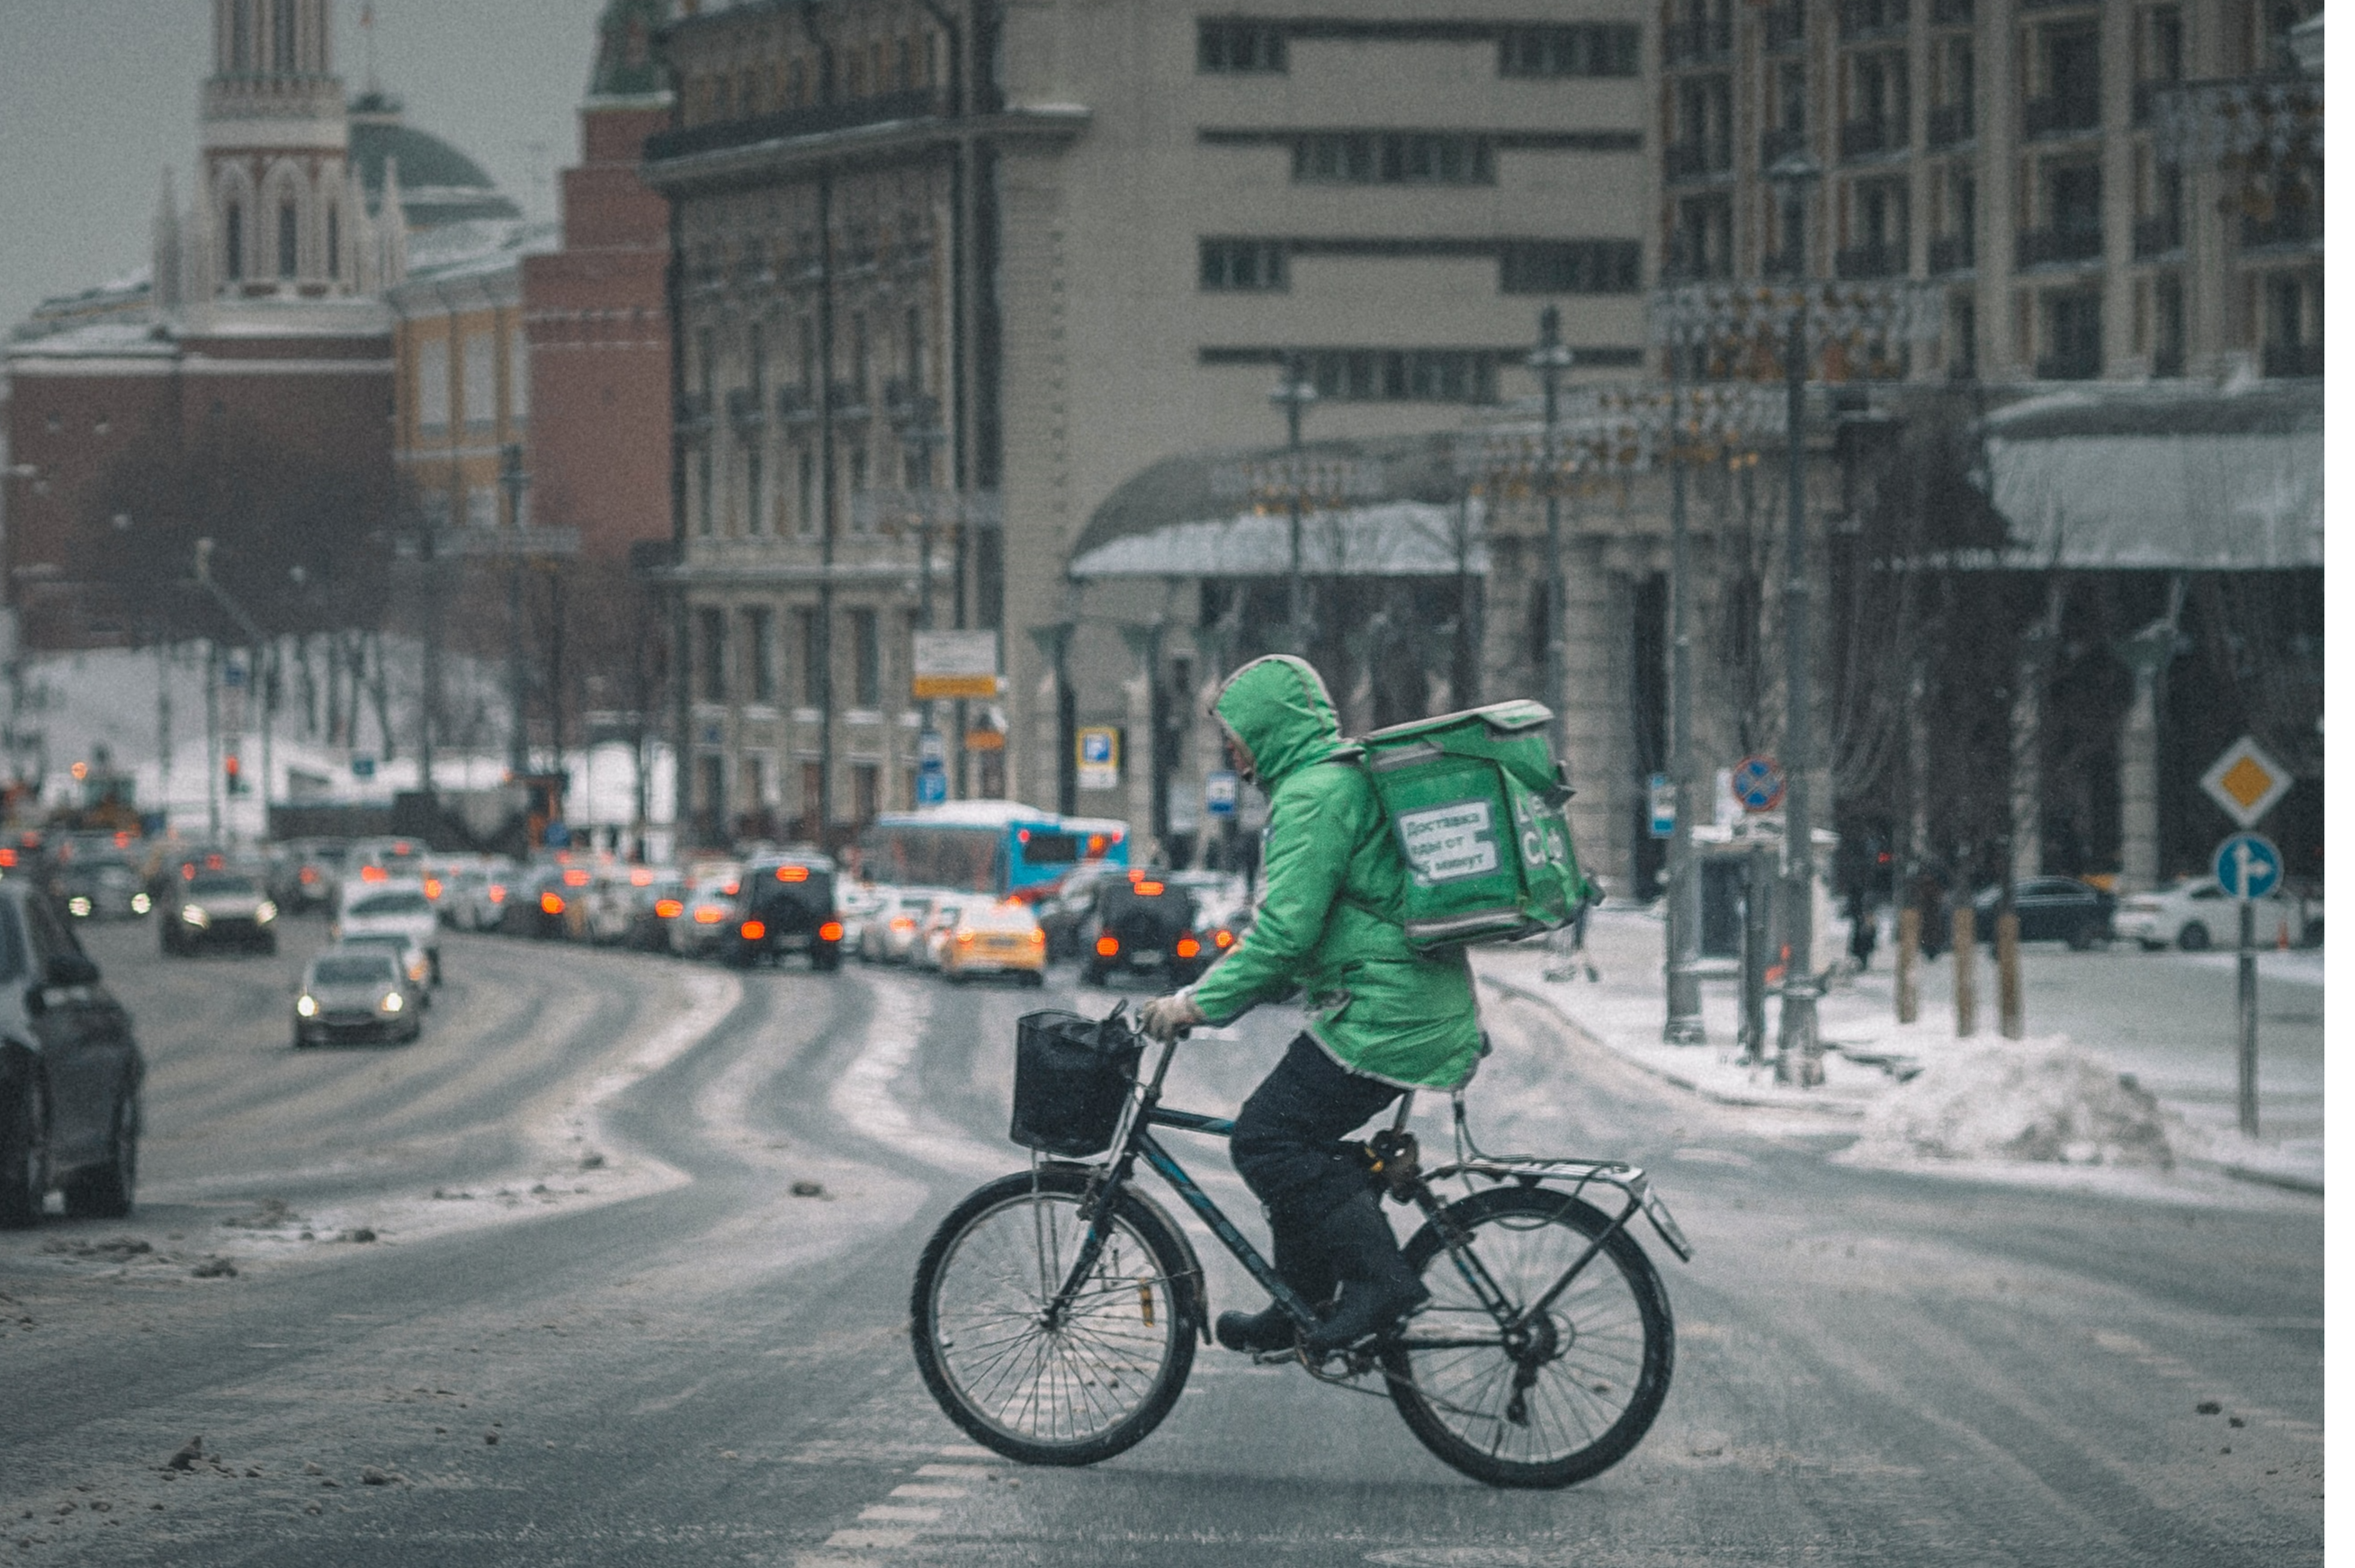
[1428,1092,1695,1263]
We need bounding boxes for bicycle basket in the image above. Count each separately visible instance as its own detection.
[1009,1010,1144,1158]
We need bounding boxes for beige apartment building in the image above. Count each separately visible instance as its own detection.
[1657,0,2322,381]
[643,1,1661,854]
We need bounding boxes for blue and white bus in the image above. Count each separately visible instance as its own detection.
[857,802,1131,900]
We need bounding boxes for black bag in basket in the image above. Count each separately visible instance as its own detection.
[1009,1010,1144,1158]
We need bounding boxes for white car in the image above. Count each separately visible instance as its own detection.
[333,880,443,984]
[835,881,890,954]
[2117,876,2301,952]
[916,894,968,971]
[860,886,945,964]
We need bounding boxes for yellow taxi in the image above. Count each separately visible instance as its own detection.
[943,898,1048,986]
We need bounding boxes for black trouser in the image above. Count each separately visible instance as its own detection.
[1230,1035,1402,1301]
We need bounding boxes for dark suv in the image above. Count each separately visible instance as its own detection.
[0,883,144,1226]
[1079,872,1208,987]
[726,856,843,971]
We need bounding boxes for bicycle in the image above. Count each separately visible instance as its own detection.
[909,1006,1694,1489]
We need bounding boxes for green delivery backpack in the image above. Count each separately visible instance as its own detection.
[1348,700,1593,952]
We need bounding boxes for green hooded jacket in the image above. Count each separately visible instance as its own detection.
[1186,656,1482,1089]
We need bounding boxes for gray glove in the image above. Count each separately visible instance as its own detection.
[1139,990,1204,1044]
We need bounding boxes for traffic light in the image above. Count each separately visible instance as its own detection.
[224,755,246,795]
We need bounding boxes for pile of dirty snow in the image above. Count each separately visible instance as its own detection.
[1838,1035,2182,1170]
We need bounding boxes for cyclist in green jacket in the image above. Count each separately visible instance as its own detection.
[1141,654,1482,1355]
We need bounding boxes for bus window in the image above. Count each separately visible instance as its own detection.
[1018,830,1079,865]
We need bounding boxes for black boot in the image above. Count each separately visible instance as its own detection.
[1301,1193,1428,1356]
[1215,1224,1333,1353]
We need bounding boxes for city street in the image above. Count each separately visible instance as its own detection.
[0,921,2322,1566]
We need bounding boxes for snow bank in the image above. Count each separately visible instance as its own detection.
[1839,1035,2181,1170]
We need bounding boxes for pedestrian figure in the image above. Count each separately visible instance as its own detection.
[1847,887,1877,972]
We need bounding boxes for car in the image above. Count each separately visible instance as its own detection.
[860,885,947,964]
[268,838,346,913]
[346,837,433,887]
[915,893,969,971]
[336,933,434,1002]
[0,883,145,1226]
[159,870,279,955]
[58,853,151,922]
[1969,877,2115,950]
[498,864,574,940]
[1079,870,1209,985]
[333,881,443,983]
[292,949,421,1047]
[1034,861,1134,961]
[941,898,1048,985]
[836,881,889,953]
[2115,875,2302,952]
[725,856,844,971]
[670,870,746,960]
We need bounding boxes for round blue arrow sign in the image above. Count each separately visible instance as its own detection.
[2213,832,2283,900]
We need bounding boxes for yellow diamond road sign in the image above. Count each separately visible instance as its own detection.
[2198,735,2293,829]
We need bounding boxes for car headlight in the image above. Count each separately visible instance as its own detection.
[67,896,91,918]
[131,892,151,913]
[256,900,278,924]
[380,991,404,1014]
[181,905,210,927]
[296,994,318,1017]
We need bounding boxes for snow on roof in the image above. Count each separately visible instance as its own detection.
[402,219,561,283]
[5,318,176,360]
[1070,500,1489,580]
[874,802,1128,833]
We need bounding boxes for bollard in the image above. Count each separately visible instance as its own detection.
[1895,907,1921,1024]
[1995,910,2024,1039]
[1952,905,1977,1037]
[2238,899,2259,1136]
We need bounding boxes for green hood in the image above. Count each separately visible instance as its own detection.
[1212,656,1344,790]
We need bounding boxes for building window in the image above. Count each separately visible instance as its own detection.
[1304,349,1498,404]
[850,608,881,707]
[462,334,496,432]
[224,200,244,281]
[1200,239,1289,291]
[799,608,825,707]
[797,448,817,535]
[847,446,869,529]
[747,446,765,535]
[1948,295,1978,381]
[277,201,299,278]
[327,207,339,279]
[1498,24,1640,77]
[1292,133,1495,186]
[799,761,824,838]
[273,0,296,72]
[1199,20,1286,73]
[697,606,727,703]
[466,486,497,529]
[744,607,775,702]
[416,337,449,435]
[853,764,881,827]
[2041,290,2102,379]
[1674,193,1734,279]
[697,755,725,838]
[2152,273,2184,377]
[230,0,252,70]
[1499,241,1643,294]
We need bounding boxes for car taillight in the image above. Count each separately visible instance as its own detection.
[654,899,683,918]
[564,868,591,887]
[1135,881,1165,896]
[741,919,767,941]
[424,877,443,899]
[362,865,387,883]
[488,884,506,903]
[1096,935,1119,956]
[542,892,565,915]
[819,920,844,942]
[1213,928,1235,949]
[631,867,654,887]
[891,916,916,932]
[300,866,318,883]
[1176,937,1201,959]
[694,905,725,924]
[776,865,809,882]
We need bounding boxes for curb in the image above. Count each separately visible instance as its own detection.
[2188,1158,2324,1197]
[1479,971,1869,1118]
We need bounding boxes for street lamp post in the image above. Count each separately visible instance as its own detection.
[1767,150,1824,1085]
[1269,354,1316,655]
[1527,308,1575,760]
[1662,339,1706,1044]
[498,443,532,776]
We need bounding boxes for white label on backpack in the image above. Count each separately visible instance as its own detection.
[1397,799,1500,885]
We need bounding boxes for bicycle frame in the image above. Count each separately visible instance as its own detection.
[1036,1030,1692,1353]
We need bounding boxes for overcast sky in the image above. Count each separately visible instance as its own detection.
[0,0,608,334]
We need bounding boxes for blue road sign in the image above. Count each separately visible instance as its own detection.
[1648,773,1675,838]
[351,755,376,780]
[2213,832,2283,901]
[1205,770,1240,818]
[1731,754,1785,814]
[916,759,948,804]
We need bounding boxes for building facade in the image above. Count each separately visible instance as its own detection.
[645,0,1661,854]
[1656,0,2323,381]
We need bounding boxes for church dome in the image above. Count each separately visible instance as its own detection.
[348,89,522,228]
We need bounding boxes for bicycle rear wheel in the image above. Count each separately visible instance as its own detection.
[910,1167,1198,1466]
[1383,1186,1673,1489]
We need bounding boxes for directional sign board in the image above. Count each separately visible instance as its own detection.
[915,762,948,804]
[912,631,1000,700]
[1647,773,1675,838]
[2199,735,2293,829]
[1205,770,1240,818]
[1731,754,1785,814]
[2213,832,2283,901]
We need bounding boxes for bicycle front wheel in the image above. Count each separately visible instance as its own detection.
[910,1167,1198,1466]
[1383,1186,1674,1489]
